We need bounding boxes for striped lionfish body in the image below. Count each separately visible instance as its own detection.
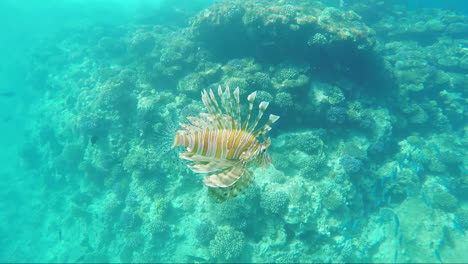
[173,86,279,201]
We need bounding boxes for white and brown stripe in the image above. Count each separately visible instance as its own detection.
[174,129,259,160]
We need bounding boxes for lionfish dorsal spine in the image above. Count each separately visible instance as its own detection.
[225,87,239,129]
[233,87,241,128]
[242,91,256,130]
[209,89,226,129]
[253,114,280,137]
[247,101,269,133]
[201,90,216,116]
[217,86,228,117]
[218,85,238,129]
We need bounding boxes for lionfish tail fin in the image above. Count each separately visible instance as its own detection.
[154,119,179,153]
[207,169,254,202]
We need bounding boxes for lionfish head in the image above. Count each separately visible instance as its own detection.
[259,137,272,170]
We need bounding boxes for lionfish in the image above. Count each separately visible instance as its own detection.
[172,86,280,201]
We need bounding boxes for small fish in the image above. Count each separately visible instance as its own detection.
[410,161,424,178]
[435,248,443,263]
[381,177,387,188]
[406,152,412,161]
[453,219,466,236]
[406,186,413,197]
[261,41,276,47]
[75,255,85,262]
[459,165,468,175]
[412,144,420,152]
[341,219,351,230]
[382,188,388,203]
[361,246,368,256]
[391,168,397,181]
[185,255,208,263]
[410,161,418,173]
[440,177,450,190]
[417,151,426,162]
[351,219,360,233]
[58,229,62,240]
[371,184,377,197]
[316,200,322,213]
[387,195,392,205]
[375,199,382,208]
[0,91,16,97]
[398,158,405,170]
[421,192,430,206]
[90,135,98,145]
[2,116,12,122]
[394,214,400,235]
[432,144,441,155]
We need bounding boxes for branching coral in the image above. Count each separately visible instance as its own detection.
[209,226,246,261]
[322,190,345,211]
[260,185,290,215]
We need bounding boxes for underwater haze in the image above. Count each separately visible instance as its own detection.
[1,0,467,263]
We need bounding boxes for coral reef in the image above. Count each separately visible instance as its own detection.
[11,0,467,263]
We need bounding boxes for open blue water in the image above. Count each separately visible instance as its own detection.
[1,0,466,263]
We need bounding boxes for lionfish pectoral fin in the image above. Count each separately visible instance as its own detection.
[203,164,245,187]
[189,159,238,173]
[207,169,254,202]
[179,152,220,163]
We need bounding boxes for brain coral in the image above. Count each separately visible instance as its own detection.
[209,226,246,261]
[275,92,294,109]
[340,155,363,174]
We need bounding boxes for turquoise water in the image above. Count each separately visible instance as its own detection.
[1,0,467,263]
